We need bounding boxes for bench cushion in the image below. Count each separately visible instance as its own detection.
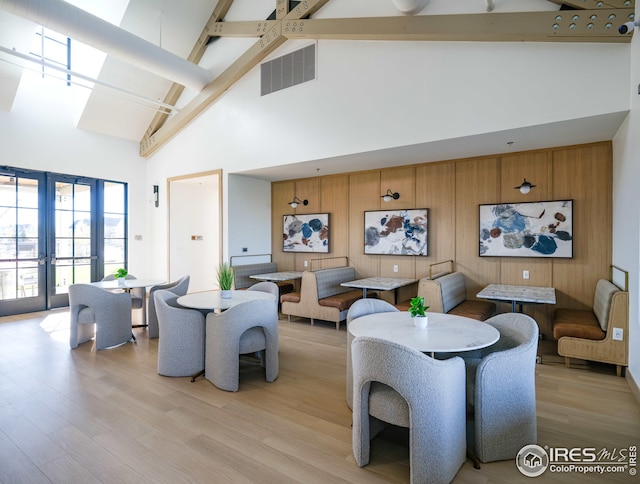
[280,292,300,304]
[318,290,367,312]
[593,279,619,331]
[553,308,606,341]
[395,299,495,321]
[448,300,496,321]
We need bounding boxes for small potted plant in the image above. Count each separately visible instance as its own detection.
[217,262,234,299]
[114,268,128,286]
[408,296,429,329]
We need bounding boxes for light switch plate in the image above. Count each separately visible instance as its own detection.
[612,328,624,341]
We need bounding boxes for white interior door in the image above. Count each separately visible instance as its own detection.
[168,173,220,293]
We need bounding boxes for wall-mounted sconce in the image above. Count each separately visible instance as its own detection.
[514,179,536,195]
[381,189,400,202]
[289,196,308,208]
[153,185,159,207]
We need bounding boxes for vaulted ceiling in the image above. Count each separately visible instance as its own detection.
[0,0,635,166]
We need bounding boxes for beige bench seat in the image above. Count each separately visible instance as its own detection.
[231,262,294,296]
[280,267,374,329]
[397,272,495,321]
[552,278,628,376]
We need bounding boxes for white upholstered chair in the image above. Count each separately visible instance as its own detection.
[205,298,279,392]
[465,312,539,464]
[352,336,467,484]
[346,298,399,409]
[102,273,146,326]
[147,275,190,339]
[154,289,205,377]
[68,283,133,350]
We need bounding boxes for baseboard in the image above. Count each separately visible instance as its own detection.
[626,368,640,406]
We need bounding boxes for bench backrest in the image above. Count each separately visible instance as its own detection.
[314,267,356,299]
[232,262,278,289]
[593,278,622,331]
[419,272,466,313]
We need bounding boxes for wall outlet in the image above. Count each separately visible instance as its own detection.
[523,270,530,280]
[612,327,624,341]
[303,260,308,267]
[242,247,248,253]
[393,265,398,273]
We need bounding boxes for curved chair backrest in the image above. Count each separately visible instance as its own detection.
[345,298,399,409]
[68,283,132,350]
[205,298,279,391]
[148,275,190,339]
[471,312,539,463]
[248,282,279,310]
[154,288,205,377]
[352,336,466,484]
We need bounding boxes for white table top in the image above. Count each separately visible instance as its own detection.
[340,277,417,291]
[90,279,165,290]
[476,284,556,305]
[250,271,303,282]
[349,311,500,354]
[177,290,275,311]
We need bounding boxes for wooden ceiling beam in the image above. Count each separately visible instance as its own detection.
[142,0,235,147]
[281,10,634,42]
[547,0,634,9]
[140,0,330,157]
[209,20,277,38]
[139,2,632,157]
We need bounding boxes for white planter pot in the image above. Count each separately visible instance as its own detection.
[413,315,428,329]
[221,289,232,299]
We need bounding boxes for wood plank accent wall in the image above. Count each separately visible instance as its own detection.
[271,141,612,336]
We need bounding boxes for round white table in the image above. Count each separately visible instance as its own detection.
[349,312,499,355]
[177,290,275,312]
[90,279,165,290]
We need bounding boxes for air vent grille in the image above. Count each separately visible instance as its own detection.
[261,44,315,96]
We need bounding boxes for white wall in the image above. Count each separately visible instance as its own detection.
[0,70,149,276]
[612,7,640,390]
[227,174,272,263]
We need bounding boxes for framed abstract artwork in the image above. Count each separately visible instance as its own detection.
[283,213,329,253]
[364,209,428,256]
[479,200,573,258]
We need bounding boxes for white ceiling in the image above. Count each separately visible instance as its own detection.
[0,0,631,182]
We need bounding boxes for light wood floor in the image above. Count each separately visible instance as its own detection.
[0,310,639,484]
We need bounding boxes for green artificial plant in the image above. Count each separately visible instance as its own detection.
[408,296,429,318]
[114,268,128,279]
[217,262,234,290]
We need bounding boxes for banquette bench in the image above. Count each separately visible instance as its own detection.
[280,267,375,329]
[231,262,294,296]
[396,272,496,321]
[552,278,629,377]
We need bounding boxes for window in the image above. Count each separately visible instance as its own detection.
[103,181,127,277]
[30,27,72,86]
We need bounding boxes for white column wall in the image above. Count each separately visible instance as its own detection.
[612,9,640,390]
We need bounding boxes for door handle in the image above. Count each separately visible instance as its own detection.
[38,254,48,265]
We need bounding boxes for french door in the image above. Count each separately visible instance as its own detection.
[0,168,126,316]
[47,175,98,310]
[0,170,46,315]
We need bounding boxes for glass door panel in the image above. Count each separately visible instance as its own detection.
[48,178,97,308]
[0,172,47,316]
